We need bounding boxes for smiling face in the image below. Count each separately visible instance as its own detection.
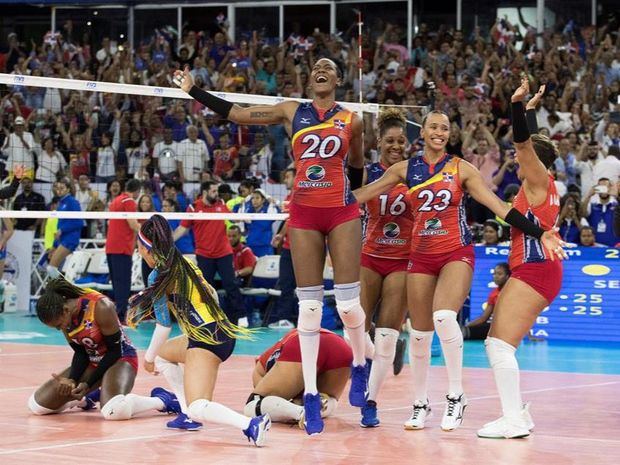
[421,112,450,154]
[310,58,339,95]
[378,126,407,166]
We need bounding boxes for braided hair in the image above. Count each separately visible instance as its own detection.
[37,277,87,325]
[127,214,252,344]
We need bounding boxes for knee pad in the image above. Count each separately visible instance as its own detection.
[321,395,338,418]
[244,393,263,417]
[297,299,323,333]
[28,393,56,415]
[433,310,461,343]
[101,394,132,421]
[296,285,324,302]
[187,399,208,422]
[336,297,365,329]
[374,328,399,359]
[409,329,434,357]
[485,337,518,370]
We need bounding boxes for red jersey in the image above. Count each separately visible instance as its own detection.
[105,193,137,255]
[181,199,232,259]
[487,287,500,307]
[509,176,560,269]
[213,146,239,177]
[290,102,356,208]
[232,242,257,283]
[406,154,471,254]
[66,291,136,365]
[363,162,413,259]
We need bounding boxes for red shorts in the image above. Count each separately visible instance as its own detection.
[278,332,352,374]
[511,260,563,303]
[407,244,475,276]
[89,355,139,373]
[288,202,360,235]
[361,253,409,277]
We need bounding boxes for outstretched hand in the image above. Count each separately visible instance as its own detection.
[541,229,568,261]
[511,75,530,103]
[173,65,194,93]
[526,84,546,110]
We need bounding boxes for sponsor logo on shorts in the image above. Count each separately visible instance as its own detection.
[298,165,333,188]
[376,222,406,245]
[419,217,448,236]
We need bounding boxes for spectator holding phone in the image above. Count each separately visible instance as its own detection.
[581,178,619,247]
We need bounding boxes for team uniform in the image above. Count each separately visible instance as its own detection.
[509,176,562,302]
[66,290,138,371]
[405,153,474,274]
[55,193,84,252]
[288,102,360,233]
[362,162,413,276]
[258,329,352,375]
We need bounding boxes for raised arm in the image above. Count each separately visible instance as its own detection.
[353,160,407,204]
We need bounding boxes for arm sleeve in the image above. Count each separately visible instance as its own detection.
[526,108,539,134]
[68,342,91,383]
[144,323,172,363]
[85,331,122,387]
[0,177,21,200]
[148,268,172,327]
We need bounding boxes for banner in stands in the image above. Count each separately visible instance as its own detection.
[7,230,34,312]
[470,247,620,343]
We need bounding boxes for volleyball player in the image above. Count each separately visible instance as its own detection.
[477,79,566,439]
[29,277,180,420]
[354,110,565,431]
[128,215,271,446]
[174,60,368,436]
[244,329,351,426]
[358,108,412,427]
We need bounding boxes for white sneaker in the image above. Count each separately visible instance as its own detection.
[268,319,295,329]
[441,393,467,431]
[477,416,530,439]
[237,317,249,328]
[404,400,432,430]
[522,402,534,431]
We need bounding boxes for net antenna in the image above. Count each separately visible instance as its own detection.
[352,8,364,104]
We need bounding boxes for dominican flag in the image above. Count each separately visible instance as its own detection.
[442,172,454,183]
[334,119,346,129]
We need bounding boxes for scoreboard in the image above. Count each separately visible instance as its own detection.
[469,247,620,342]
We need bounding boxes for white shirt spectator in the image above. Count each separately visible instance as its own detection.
[576,153,605,199]
[593,153,620,185]
[127,142,149,177]
[177,137,209,182]
[153,140,180,176]
[35,149,67,182]
[96,121,120,179]
[2,131,36,171]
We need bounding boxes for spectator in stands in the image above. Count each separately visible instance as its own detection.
[126,128,149,179]
[478,220,507,246]
[240,188,279,257]
[558,195,589,244]
[213,133,239,181]
[227,224,257,287]
[173,181,247,325]
[576,141,605,199]
[2,116,35,179]
[578,225,606,247]
[105,179,122,210]
[554,138,578,188]
[105,178,141,323]
[492,149,521,203]
[68,134,92,181]
[0,204,14,302]
[232,179,256,213]
[95,111,120,183]
[35,137,66,184]
[162,181,189,213]
[594,145,620,186]
[137,193,155,285]
[581,178,619,247]
[164,104,190,142]
[177,125,209,183]
[218,183,242,213]
[12,175,45,234]
[161,197,194,254]
[74,174,98,213]
[153,127,180,182]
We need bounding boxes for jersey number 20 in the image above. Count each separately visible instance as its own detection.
[299,134,342,159]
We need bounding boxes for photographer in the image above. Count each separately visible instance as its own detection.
[580,178,619,247]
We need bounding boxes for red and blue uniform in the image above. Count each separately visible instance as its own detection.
[361,162,413,276]
[509,176,562,302]
[66,290,138,370]
[288,103,359,234]
[405,153,474,275]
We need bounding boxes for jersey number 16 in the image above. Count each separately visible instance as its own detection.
[379,193,407,216]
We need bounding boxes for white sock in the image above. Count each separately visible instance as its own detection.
[367,328,399,401]
[155,356,187,413]
[409,329,434,402]
[365,331,375,359]
[297,299,323,395]
[245,395,303,422]
[486,337,523,420]
[188,399,251,430]
[337,297,367,366]
[433,310,464,395]
[126,393,165,414]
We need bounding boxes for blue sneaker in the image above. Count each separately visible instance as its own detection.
[302,393,324,435]
[150,387,181,414]
[360,400,380,428]
[243,414,271,447]
[81,388,100,411]
[349,364,368,407]
[166,413,203,431]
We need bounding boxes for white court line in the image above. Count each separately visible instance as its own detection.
[0,421,64,431]
[0,351,68,356]
[0,386,37,393]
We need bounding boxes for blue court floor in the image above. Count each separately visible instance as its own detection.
[1,313,619,375]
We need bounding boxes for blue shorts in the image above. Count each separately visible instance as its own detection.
[54,231,81,252]
[186,322,236,362]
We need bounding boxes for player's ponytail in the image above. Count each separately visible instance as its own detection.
[37,277,87,325]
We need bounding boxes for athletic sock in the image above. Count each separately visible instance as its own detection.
[155,357,187,413]
[125,393,165,415]
[188,399,251,429]
[433,310,464,395]
[409,329,434,402]
[297,299,323,395]
[486,337,523,420]
[365,331,375,359]
[255,396,303,422]
[367,328,399,401]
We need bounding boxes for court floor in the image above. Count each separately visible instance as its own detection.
[1,314,619,465]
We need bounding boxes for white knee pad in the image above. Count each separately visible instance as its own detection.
[374,328,399,359]
[336,297,366,329]
[28,393,57,415]
[297,299,323,333]
[101,394,132,421]
[187,399,208,422]
[409,329,434,358]
[433,310,461,343]
[485,337,518,370]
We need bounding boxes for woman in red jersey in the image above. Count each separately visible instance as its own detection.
[354,109,565,432]
[29,277,180,420]
[477,79,565,439]
[174,60,367,435]
[358,108,413,428]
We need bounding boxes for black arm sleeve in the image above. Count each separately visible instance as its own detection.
[348,166,364,190]
[85,331,122,388]
[68,342,91,383]
[188,86,233,118]
[0,177,20,200]
[526,108,539,134]
[505,207,545,239]
[511,101,530,143]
